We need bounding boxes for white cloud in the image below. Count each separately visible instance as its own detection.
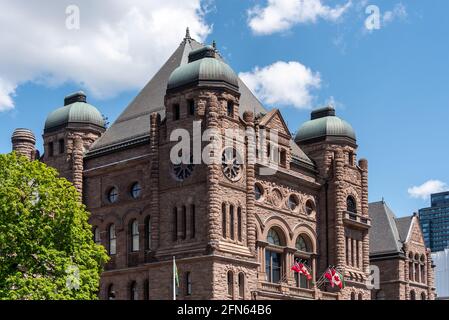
[408,180,448,200]
[0,0,211,111]
[248,0,352,35]
[239,61,321,109]
[383,3,407,26]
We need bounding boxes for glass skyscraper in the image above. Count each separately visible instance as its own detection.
[419,192,449,252]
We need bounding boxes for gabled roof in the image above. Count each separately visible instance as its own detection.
[395,216,414,242]
[369,201,404,255]
[87,33,313,166]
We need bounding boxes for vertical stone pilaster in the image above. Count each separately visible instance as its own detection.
[334,150,346,269]
[404,245,410,300]
[359,159,370,274]
[150,112,161,249]
[244,111,256,254]
[426,249,434,299]
[72,135,84,197]
[206,94,221,251]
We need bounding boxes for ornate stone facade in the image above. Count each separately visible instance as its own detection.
[10,32,431,300]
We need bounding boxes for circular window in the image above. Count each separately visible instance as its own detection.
[271,189,283,207]
[305,200,316,215]
[171,155,195,181]
[222,148,243,181]
[255,183,263,201]
[288,194,299,211]
[131,183,142,199]
[108,187,118,203]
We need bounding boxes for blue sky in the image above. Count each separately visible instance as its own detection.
[0,0,448,217]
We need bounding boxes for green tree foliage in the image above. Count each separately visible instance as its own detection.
[0,153,109,300]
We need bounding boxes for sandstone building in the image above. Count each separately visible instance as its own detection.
[369,201,435,300]
[10,30,424,300]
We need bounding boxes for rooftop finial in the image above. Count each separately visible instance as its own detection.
[185,27,191,40]
[212,40,216,49]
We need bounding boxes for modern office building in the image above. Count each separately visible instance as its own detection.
[432,248,449,299]
[419,192,449,252]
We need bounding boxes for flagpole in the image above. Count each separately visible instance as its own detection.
[173,256,176,301]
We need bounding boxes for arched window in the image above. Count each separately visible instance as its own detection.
[267,229,281,246]
[350,292,356,300]
[130,281,138,300]
[266,228,283,283]
[108,187,119,204]
[237,207,242,242]
[421,292,426,300]
[182,206,187,240]
[145,216,151,250]
[410,290,416,300]
[230,205,235,240]
[186,272,192,296]
[107,284,115,300]
[238,273,245,299]
[222,203,227,238]
[93,227,101,244]
[109,224,117,255]
[173,207,178,241]
[131,183,142,199]
[130,220,139,252]
[358,293,363,300]
[227,101,234,117]
[190,205,196,239]
[227,271,234,298]
[295,235,311,252]
[347,196,357,213]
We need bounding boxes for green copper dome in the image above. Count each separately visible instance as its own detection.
[44,92,105,132]
[295,106,356,143]
[167,45,239,91]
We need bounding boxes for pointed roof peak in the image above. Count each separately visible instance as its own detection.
[185,27,191,40]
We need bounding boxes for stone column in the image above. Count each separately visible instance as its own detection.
[404,245,410,300]
[206,94,221,251]
[72,135,84,197]
[244,111,256,254]
[426,249,434,299]
[359,159,370,274]
[149,112,160,249]
[334,150,346,269]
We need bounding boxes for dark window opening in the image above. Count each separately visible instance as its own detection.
[188,99,195,116]
[48,142,54,157]
[190,205,196,239]
[173,104,180,120]
[59,139,65,154]
[347,196,357,213]
[230,205,235,240]
[222,203,227,238]
[227,101,234,117]
[237,207,242,242]
[186,272,192,296]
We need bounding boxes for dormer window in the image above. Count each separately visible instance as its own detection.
[173,104,180,121]
[227,101,234,118]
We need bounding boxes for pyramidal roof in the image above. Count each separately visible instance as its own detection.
[87,32,312,166]
[369,201,415,256]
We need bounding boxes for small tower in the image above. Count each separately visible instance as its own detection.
[11,128,37,161]
[296,105,370,299]
[43,91,105,194]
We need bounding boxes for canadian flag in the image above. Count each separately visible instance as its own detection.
[291,261,313,280]
[324,268,344,289]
